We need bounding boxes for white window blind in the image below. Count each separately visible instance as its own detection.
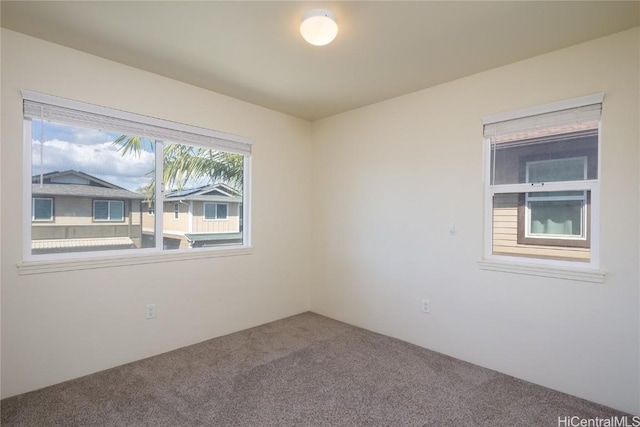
[483,93,604,145]
[22,90,252,155]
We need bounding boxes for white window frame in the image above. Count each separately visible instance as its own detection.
[32,197,53,222]
[20,90,253,271]
[203,202,228,221]
[481,93,603,277]
[524,157,588,241]
[524,193,587,240]
[173,203,180,220]
[93,200,125,222]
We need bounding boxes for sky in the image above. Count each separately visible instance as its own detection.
[32,120,156,191]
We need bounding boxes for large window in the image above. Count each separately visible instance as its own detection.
[483,94,602,268]
[23,90,251,260]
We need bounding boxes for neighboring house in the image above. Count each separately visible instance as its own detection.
[31,170,144,254]
[141,183,243,249]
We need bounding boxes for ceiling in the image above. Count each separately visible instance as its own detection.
[2,1,638,121]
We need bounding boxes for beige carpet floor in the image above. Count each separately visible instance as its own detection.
[1,312,630,426]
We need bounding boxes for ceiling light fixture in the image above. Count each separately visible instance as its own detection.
[300,9,338,46]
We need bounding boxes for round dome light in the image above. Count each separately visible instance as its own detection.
[300,9,338,46]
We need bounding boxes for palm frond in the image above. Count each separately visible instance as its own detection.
[115,137,244,195]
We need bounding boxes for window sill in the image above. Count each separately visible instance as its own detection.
[478,259,605,283]
[17,246,252,275]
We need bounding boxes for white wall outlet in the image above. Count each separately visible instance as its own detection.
[421,299,431,314]
[146,303,157,319]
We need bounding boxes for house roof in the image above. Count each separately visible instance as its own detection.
[32,170,143,200]
[164,183,242,203]
[32,184,143,200]
[33,170,128,190]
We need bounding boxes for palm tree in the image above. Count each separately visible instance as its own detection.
[113,135,244,200]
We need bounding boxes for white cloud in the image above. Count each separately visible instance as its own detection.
[32,138,155,191]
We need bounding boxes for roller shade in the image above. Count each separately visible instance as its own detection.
[483,103,602,145]
[482,93,604,147]
[23,90,252,156]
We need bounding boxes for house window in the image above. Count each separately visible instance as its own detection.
[93,200,124,222]
[23,90,252,261]
[204,203,228,220]
[32,198,53,221]
[483,94,602,268]
[519,157,589,248]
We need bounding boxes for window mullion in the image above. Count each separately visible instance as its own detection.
[491,180,597,195]
[154,140,164,251]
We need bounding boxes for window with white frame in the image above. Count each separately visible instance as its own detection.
[24,90,251,260]
[204,203,228,220]
[94,200,124,222]
[32,197,53,221]
[483,94,602,267]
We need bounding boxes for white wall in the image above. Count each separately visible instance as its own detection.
[310,28,639,414]
[0,29,312,398]
[2,25,639,415]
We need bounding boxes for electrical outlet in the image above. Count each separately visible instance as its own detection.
[146,303,157,319]
[421,299,431,314]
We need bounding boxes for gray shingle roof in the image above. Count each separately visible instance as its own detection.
[32,184,143,200]
[164,183,241,202]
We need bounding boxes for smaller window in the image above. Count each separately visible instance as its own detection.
[174,203,179,220]
[94,200,124,222]
[204,203,228,220]
[483,94,602,267]
[32,198,53,221]
[148,203,154,216]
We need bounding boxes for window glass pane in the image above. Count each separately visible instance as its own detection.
[492,192,590,262]
[162,142,244,249]
[217,204,228,219]
[110,201,124,221]
[491,133,597,185]
[528,199,584,237]
[31,119,155,255]
[526,157,586,183]
[33,198,52,220]
[94,201,109,220]
[204,203,215,219]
